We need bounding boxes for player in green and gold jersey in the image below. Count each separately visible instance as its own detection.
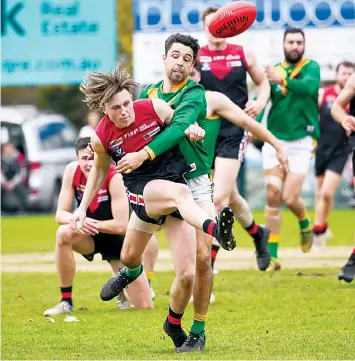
[261,27,321,270]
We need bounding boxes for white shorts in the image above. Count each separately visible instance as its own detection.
[186,174,213,203]
[262,136,314,175]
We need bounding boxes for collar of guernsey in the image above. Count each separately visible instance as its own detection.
[275,58,310,95]
[147,77,189,104]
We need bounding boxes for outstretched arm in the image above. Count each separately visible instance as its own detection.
[244,48,270,118]
[210,91,289,171]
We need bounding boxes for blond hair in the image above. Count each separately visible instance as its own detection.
[79,63,137,109]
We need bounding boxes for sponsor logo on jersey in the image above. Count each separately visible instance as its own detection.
[200,56,212,63]
[227,60,242,67]
[201,63,211,71]
[226,54,241,60]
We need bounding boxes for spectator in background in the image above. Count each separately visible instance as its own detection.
[1,141,27,212]
[78,110,102,138]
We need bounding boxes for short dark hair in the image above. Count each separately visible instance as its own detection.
[75,137,91,155]
[336,61,355,72]
[283,27,305,41]
[165,33,200,61]
[201,7,219,23]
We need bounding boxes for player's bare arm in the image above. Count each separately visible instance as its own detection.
[331,73,355,133]
[55,163,76,225]
[96,173,129,235]
[244,48,270,118]
[70,133,111,230]
[209,91,289,172]
[56,163,99,236]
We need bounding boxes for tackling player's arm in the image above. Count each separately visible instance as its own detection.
[244,49,270,117]
[55,163,76,224]
[96,173,129,235]
[143,86,207,159]
[331,73,355,133]
[209,91,289,171]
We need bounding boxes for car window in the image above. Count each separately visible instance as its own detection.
[1,123,27,155]
[38,122,77,150]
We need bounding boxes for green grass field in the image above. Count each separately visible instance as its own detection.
[2,269,354,360]
[1,210,355,360]
[1,209,355,254]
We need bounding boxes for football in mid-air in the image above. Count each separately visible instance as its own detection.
[207,1,257,38]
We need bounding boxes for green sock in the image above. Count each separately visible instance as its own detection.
[268,234,279,259]
[299,217,310,232]
[125,264,143,278]
[191,319,206,338]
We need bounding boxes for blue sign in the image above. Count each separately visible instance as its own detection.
[1,0,117,86]
[134,0,355,32]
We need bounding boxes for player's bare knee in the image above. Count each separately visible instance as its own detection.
[266,185,282,206]
[214,192,229,212]
[177,268,195,290]
[229,191,241,209]
[56,225,73,247]
[319,187,334,203]
[282,193,298,208]
[121,249,141,268]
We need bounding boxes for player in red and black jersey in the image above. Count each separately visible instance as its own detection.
[313,61,354,251]
[44,137,152,317]
[331,71,355,283]
[198,7,271,268]
[72,64,235,350]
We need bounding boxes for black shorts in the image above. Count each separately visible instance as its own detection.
[214,130,248,162]
[82,233,124,262]
[352,150,355,177]
[127,177,186,225]
[315,147,351,176]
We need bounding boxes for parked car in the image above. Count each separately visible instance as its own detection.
[1,106,77,212]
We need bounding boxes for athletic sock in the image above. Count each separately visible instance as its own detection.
[313,223,328,235]
[191,312,207,339]
[299,211,311,232]
[245,220,263,242]
[268,234,280,259]
[202,219,218,238]
[125,264,143,279]
[167,306,184,330]
[211,244,220,269]
[60,286,73,306]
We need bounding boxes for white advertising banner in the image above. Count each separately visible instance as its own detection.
[133,0,355,84]
[134,27,355,84]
